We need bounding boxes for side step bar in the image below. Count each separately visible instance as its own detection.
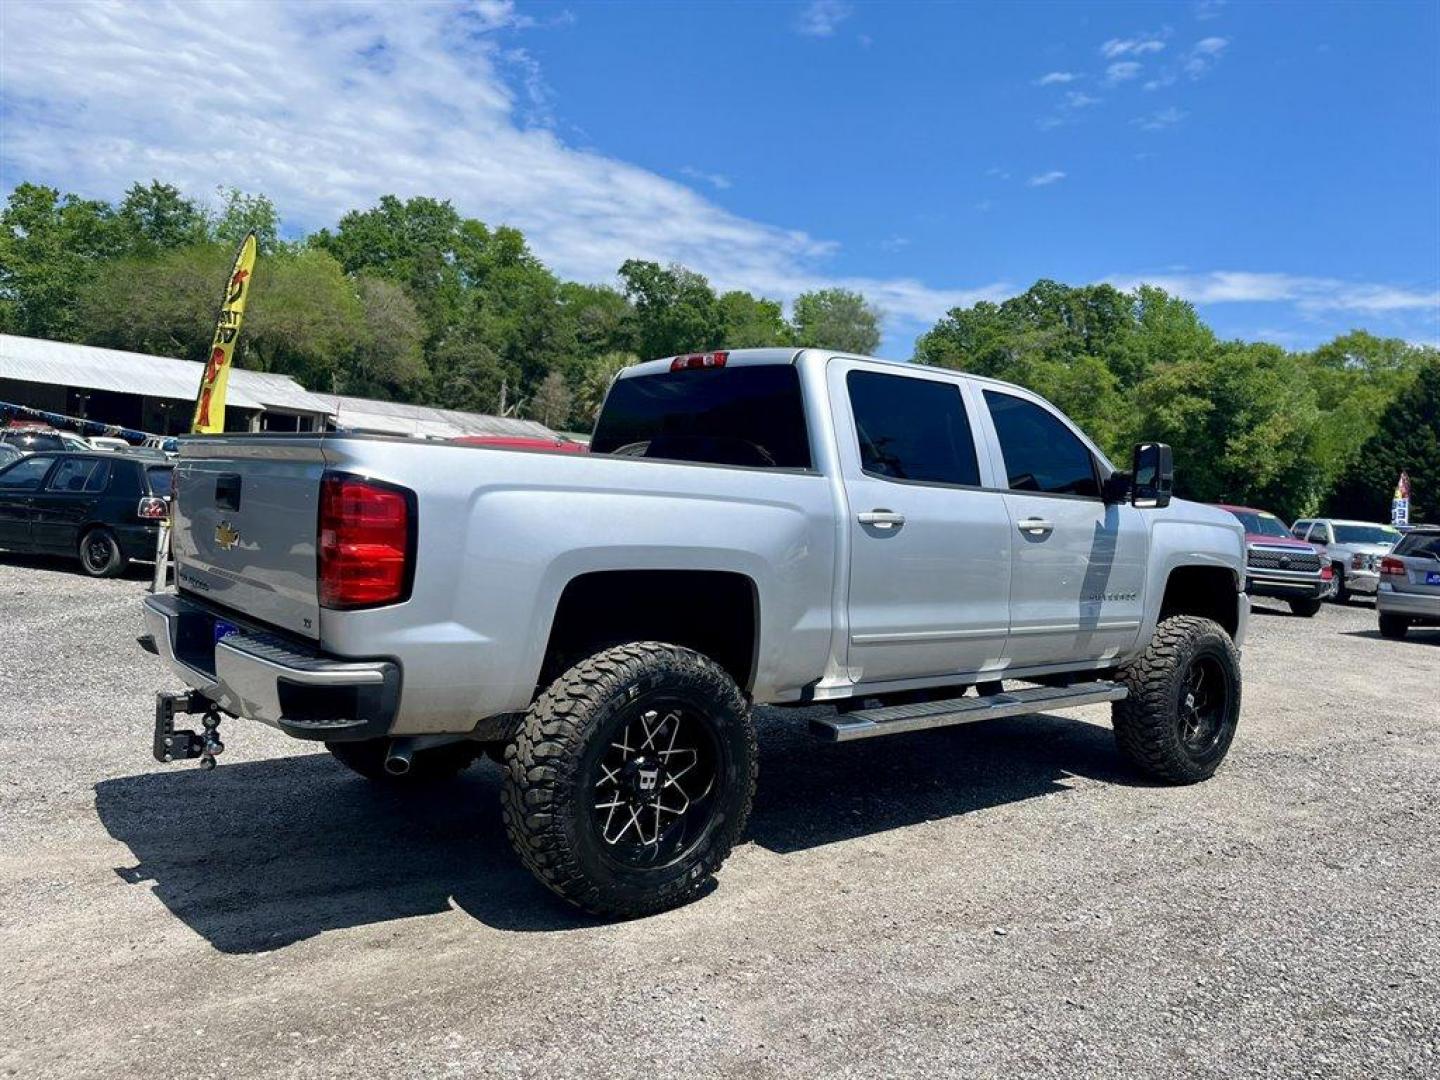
[811,681,1128,743]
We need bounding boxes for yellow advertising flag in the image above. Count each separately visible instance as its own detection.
[191,231,258,434]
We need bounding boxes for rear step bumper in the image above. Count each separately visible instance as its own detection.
[811,681,1128,742]
[141,593,400,742]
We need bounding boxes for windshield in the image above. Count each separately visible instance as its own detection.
[592,364,811,469]
[1229,510,1292,538]
[1333,524,1400,546]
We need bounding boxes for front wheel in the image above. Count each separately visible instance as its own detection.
[1378,614,1409,640]
[1332,566,1350,603]
[1288,597,1323,617]
[502,642,757,918]
[1112,615,1242,784]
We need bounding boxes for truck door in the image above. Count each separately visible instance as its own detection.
[832,361,1012,685]
[976,388,1148,668]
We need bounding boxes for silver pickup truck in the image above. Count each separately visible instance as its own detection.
[140,348,1248,917]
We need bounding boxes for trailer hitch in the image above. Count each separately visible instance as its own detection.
[153,690,226,771]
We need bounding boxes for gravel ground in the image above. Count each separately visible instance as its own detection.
[1,555,1437,1079]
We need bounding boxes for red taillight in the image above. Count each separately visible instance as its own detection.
[1380,556,1406,577]
[318,474,413,609]
[670,350,728,372]
[137,496,169,520]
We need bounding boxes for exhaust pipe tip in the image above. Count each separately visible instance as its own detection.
[384,745,413,776]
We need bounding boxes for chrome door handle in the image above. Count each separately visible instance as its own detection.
[1018,517,1054,534]
[858,510,906,529]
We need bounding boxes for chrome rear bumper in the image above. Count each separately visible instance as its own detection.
[141,593,400,741]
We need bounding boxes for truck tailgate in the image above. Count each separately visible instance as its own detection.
[172,438,326,639]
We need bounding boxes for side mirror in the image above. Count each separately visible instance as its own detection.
[1131,442,1173,509]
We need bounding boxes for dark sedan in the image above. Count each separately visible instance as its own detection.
[0,452,172,577]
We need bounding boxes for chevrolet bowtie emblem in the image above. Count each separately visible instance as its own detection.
[214,521,241,551]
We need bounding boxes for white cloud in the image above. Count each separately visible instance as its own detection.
[1185,36,1229,78]
[1134,106,1186,130]
[1035,71,1076,85]
[796,0,852,38]
[1066,91,1102,108]
[680,166,732,191]
[0,0,1018,335]
[1105,61,1143,83]
[1101,35,1166,59]
[1104,272,1440,314]
[1028,171,1067,187]
[1194,1,1227,22]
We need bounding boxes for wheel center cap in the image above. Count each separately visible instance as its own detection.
[1184,691,1197,711]
[621,757,666,803]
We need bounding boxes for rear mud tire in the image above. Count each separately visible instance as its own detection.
[502,642,757,919]
[1112,615,1242,785]
[326,738,479,783]
[1288,597,1323,617]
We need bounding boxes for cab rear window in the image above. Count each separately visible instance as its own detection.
[591,365,811,469]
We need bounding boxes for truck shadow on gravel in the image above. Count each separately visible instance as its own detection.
[94,710,1138,952]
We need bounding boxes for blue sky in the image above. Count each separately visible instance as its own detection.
[2,0,1437,356]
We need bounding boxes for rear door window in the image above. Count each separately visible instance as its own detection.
[846,370,980,486]
[982,391,1100,498]
[591,364,810,469]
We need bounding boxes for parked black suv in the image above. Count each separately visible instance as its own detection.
[0,452,172,577]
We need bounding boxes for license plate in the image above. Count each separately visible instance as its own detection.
[213,619,238,643]
[1426,571,1440,586]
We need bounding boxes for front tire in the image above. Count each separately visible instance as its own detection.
[78,527,127,578]
[1378,614,1410,640]
[1332,565,1350,603]
[502,642,757,919]
[1288,597,1323,617]
[1112,615,1242,785]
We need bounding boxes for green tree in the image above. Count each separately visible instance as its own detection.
[115,181,208,256]
[718,290,792,347]
[1131,341,1326,519]
[342,275,429,399]
[618,260,724,359]
[527,370,575,429]
[429,336,516,417]
[1328,359,1440,522]
[791,287,881,354]
[212,188,281,254]
[0,183,123,338]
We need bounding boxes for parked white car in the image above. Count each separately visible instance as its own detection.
[1290,518,1401,601]
[87,436,132,452]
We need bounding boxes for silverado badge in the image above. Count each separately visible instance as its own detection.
[214,521,241,551]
